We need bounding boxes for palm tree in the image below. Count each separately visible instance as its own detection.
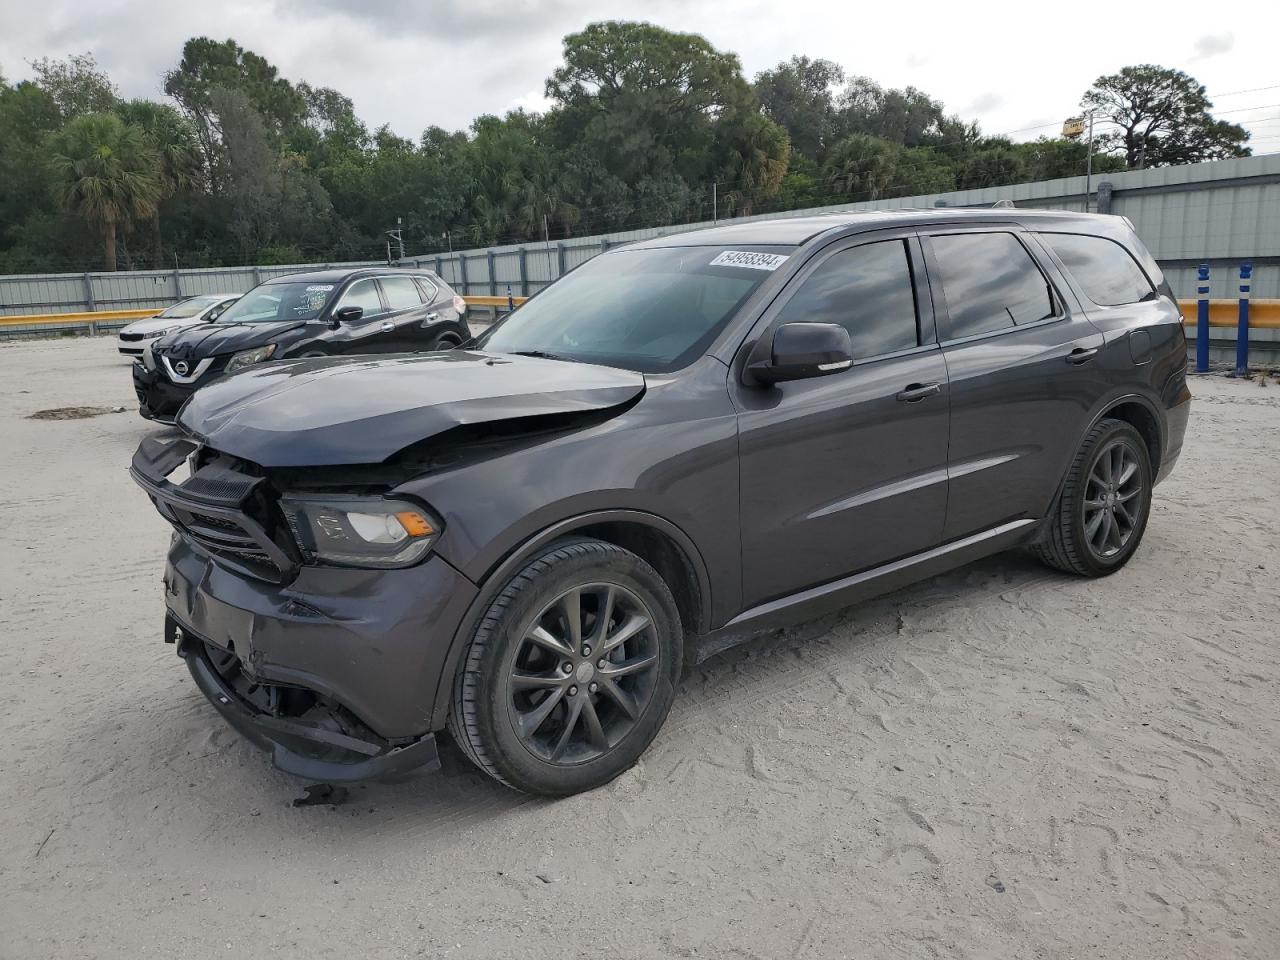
[48,113,161,271]
[117,101,204,266]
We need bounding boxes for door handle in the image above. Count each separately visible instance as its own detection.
[895,381,942,402]
[1066,346,1099,364]
[380,321,395,333]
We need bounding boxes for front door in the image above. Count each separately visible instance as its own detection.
[919,227,1106,540]
[328,277,394,354]
[734,233,950,609]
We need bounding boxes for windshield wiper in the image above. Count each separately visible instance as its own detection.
[509,350,574,362]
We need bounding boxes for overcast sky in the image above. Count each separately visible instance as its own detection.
[2,0,1278,151]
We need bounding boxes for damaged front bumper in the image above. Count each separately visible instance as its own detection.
[132,361,194,423]
[173,620,442,781]
[132,435,480,782]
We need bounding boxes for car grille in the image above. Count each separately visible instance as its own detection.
[130,443,296,582]
[119,332,146,342]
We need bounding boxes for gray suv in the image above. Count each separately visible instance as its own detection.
[131,210,1190,796]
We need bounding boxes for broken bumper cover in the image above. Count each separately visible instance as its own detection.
[132,362,193,422]
[163,535,478,780]
[178,625,442,781]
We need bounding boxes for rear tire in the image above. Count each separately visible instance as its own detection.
[430,334,461,351]
[1034,418,1152,577]
[449,538,682,796]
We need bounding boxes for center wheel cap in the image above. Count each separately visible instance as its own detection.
[575,661,595,683]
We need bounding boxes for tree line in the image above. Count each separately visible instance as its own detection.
[0,22,1252,273]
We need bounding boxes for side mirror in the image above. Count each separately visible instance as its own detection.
[333,305,363,324]
[748,321,853,385]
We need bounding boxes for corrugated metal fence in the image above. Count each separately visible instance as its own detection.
[3,153,1278,324]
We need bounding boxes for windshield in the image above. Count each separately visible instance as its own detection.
[475,245,791,372]
[214,281,338,324]
[158,296,221,319]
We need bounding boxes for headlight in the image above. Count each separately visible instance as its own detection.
[151,326,179,339]
[280,495,441,568]
[225,344,277,373]
[142,342,157,371]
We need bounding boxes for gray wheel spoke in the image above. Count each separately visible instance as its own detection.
[1084,507,1106,543]
[526,625,574,659]
[1116,485,1141,503]
[510,670,564,691]
[599,612,651,657]
[598,653,657,680]
[1083,497,1106,510]
[550,696,585,761]
[560,588,583,648]
[581,696,609,751]
[593,586,616,644]
[1115,459,1138,487]
[1097,449,1113,484]
[597,677,639,720]
[1106,510,1123,550]
[517,686,566,737]
[1114,500,1136,527]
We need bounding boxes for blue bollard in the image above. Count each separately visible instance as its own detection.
[1195,264,1210,373]
[1235,262,1252,377]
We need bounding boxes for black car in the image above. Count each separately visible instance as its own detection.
[132,268,469,422]
[131,210,1190,796]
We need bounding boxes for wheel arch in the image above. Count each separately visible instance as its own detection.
[428,509,711,730]
[1043,391,1164,526]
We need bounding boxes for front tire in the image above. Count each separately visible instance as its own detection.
[449,538,682,795]
[1035,418,1153,577]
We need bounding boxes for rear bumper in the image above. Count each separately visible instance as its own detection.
[1157,386,1192,485]
[132,362,193,421]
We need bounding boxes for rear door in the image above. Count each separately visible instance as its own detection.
[734,232,951,608]
[920,226,1105,541]
[377,275,437,352]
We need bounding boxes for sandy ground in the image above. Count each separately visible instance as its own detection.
[1,336,1278,960]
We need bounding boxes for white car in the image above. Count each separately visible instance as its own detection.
[116,294,240,357]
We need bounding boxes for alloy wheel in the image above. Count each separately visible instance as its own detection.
[1082,438,1144,559]
[506,582,661,765]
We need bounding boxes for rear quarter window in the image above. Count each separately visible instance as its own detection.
[1041,233,1156,307]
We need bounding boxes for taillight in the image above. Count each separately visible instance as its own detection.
[453,295,467,316]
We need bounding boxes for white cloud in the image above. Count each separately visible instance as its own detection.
[0,0,1275,145]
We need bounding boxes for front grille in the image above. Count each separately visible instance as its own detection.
[120,332,146,342]
[131,446,296,583]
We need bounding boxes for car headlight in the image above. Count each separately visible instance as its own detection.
[151,326,179,339]
[279,495,441,568]
[142,342,157,371]
[225,344,277,373]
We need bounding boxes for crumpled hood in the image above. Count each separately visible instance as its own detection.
[157,320,304,358]
[177,351,646,467]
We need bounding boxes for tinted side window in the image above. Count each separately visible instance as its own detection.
[775,239,919,359]
[1042,233,1155,306]
[413,277,440,302]
[381,276,425,311]
[337,279,384,317]
[930,232,1055,339]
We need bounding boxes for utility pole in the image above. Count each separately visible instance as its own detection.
[1084,112,1095,213]
[387,218,406,262]
[712,181,718,226]
[543,214,554,283]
